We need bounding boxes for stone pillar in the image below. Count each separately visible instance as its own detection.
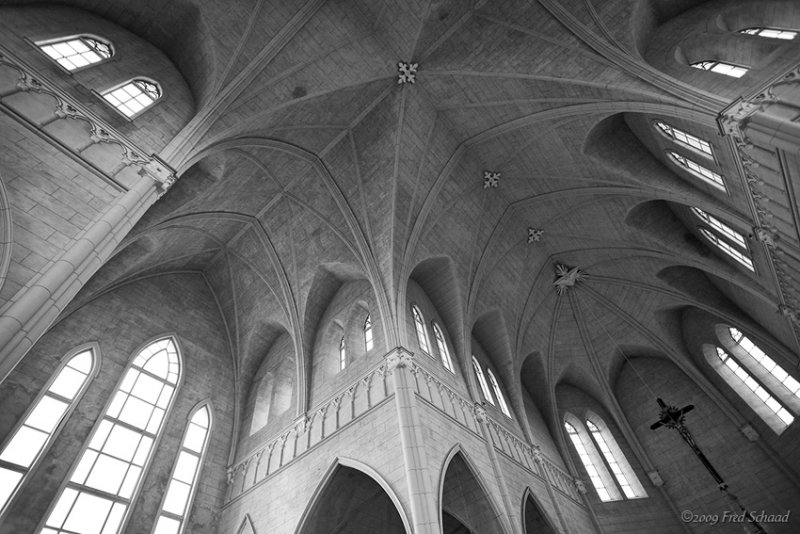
[472,404,516,534]
[0,174,160,382]
[385,347,439,534]
[532,446,571,534]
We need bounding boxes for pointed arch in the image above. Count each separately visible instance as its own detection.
[438,445,511,534]
[521,488,558,534]
[237,514,256,534]
[294,457,411,534]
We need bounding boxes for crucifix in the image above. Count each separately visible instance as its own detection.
[650,398,767,534]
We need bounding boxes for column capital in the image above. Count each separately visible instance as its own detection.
[384,347,414,371]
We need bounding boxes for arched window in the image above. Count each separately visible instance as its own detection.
[667,151,726,190]
[691,60,749,78]
[0,346,97,518]
[739,27,797,40]
[585,418,646,499]
[698,228,754,271]
[42,337,181,534]
[564,420,616,502]
[36,35,113,71]
[152,404,211,534]
[708,326,799,433]
[102,79,162,118]
[654,121,712,156]
[691,207,747,248]
[432,322,455,373]
[339,336,347,371]
[411,305,431,355]
[471,357,494,405]
[486,369,510,417]
[364,314,374,352]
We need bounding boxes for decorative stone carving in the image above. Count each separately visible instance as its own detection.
[647,470,664,487]
[778,304,798,323]
[753,227,776,248]
[527,227,544,243]
[473,403,488,423]
[739,423,760,442]
[553,263,587,295]
[483,170,500,189]
[397,61,418,84]
[574,478,588,495]
[385,348,413,371]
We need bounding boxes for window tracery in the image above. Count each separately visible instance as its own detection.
[691,60,749,78]
[152,405,211,534]
[0,347,96,518]
[654,121,712,156]
[739,27,797,40]
[364,314,374,352]
[102,79,162,118]
[42,337,180,534]
[432,322,455,373]
[37,35,113,71]
[411,305,431,355]
[486,369,510,417]
[698,228,754,271]
[667,151,726,190]
[471,357,494,405]
[691,208,747,248]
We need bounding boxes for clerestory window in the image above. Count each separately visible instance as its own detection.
[102,79,162,118]
[339,336,346,371]
[486,369,511,417]
[471,357,494,406]
[709,326,799,433]
[586,419,646,499]
[691,208,747,248]
[667,151,726,190]
[152,404,211,534]
[0,346,97,519]
[739,27,797,40]
[364,314,374,352]
[41,337,181,534]
[432,321,455,373]
[412,305,431,355]
[37,35,113,71]
[654,121,712,156]
[691,60,749,78]
[564,420,616,502]
[698,228,754,271]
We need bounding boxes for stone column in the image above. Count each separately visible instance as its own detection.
[0,173,161,382]
[385,347,439,534]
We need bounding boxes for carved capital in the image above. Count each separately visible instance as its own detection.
[647,470,664,487]
[753,227,776,248]
[531,444,544,463]
[473,403,488,422]
[384,347,414,371]
[739,423,760,442]
[574,478,588,495]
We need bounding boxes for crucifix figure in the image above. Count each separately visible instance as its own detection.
[650,398,767,534]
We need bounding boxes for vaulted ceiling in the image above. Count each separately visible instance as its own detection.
[32,0,799,435]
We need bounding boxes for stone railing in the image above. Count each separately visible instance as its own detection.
[225,361,393,502]
[410,361,584,503]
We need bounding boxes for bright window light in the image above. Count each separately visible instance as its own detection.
[654,121,712,156]
[339,336,346,371]
[37,36,112,71]
[587,420,639,499]
[691,61,749,78]
[412,305,431,354]
[691,208,747,248]
[364,314,374,352]
[698,228,754,271]
[102,79,162,118]
[0,349,95,516]
[740,27,797,40]
[44,338,180,534]
[472,357,494,405]
[564,422,614,502]
[486,369,511,417]
[730,328,800,400]
[153,406,211,534]
[668,151,726,190]
[432,322,455,373]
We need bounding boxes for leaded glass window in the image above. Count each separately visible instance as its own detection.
[42,337,180,534]
[37,36,112,71]
[152,405,211,534]
[667,151,726,190]
[0,347,96,518]
[432,322,455,373]
[472,357,494,405]
[691,60,749,78]
[486,369,510,417]
[339,337,346,371]
[691,208,747,248]
[698,228,754,271]
[412,305,431,354]
[739,27,797,40]
[654,121,712,156]
[586,419,645,499]
[564,421,614,502]
[102,79,162,118]
[364,314,374,352]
